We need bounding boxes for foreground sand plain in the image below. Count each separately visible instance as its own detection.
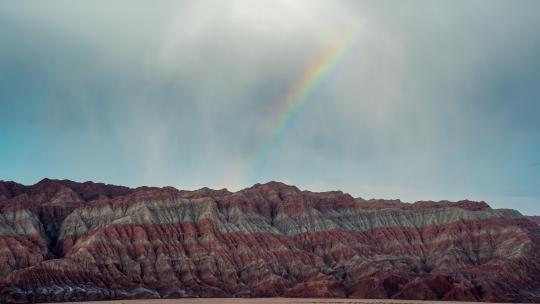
[46,299,518,304]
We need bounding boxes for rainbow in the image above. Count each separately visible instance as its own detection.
[239,35,355,187]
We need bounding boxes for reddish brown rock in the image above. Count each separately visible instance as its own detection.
[0,179,539,303]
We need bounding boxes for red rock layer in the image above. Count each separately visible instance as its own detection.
[0,179,539,303]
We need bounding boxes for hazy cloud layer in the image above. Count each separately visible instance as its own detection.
[1,1,539,214]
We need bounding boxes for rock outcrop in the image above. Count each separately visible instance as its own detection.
[0,179,539,303]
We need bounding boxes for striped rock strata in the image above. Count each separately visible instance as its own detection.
[0,179,539,303]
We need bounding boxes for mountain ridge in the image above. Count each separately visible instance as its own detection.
[0,179,539,303]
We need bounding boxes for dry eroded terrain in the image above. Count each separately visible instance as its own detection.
[4,180,539,302]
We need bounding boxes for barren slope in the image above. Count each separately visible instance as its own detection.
[1,179,539,303]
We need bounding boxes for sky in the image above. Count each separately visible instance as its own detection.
[1,1,540,214]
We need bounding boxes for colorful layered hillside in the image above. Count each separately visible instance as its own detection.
[1,179,539,303]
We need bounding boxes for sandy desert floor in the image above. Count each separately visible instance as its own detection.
[46,299,516,304]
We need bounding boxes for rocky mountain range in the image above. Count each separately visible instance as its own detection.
[0,179,539,303]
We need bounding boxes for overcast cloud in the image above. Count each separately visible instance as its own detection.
[1,0,539,214]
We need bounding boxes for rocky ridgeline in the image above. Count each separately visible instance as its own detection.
[0,179,539,303]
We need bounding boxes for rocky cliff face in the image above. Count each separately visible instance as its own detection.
[1,179,539,303]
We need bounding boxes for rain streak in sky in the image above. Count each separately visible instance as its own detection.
[1,1,540,214]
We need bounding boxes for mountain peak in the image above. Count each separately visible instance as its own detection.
[246,181,301,192]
